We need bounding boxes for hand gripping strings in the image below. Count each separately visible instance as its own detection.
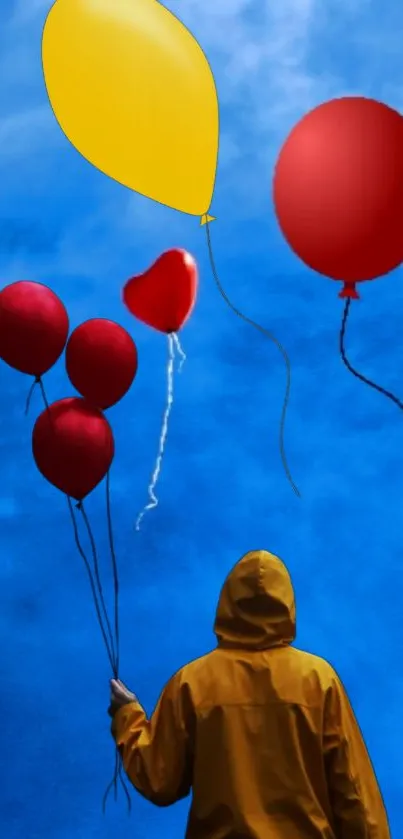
[67,494,131,813]
[103,470,132,813]
[30,383,130,810]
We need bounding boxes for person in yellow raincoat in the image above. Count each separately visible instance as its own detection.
[108,550,391,839]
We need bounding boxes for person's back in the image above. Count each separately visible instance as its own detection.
[112,550,391,839]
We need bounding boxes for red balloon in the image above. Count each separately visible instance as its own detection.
[0,281,69,375]
[65,318,138,409]
[273,97,403,297]
[32,397,114,500]
[123,249,198,333]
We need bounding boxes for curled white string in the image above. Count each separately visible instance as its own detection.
[135,333,175,531]
[172,332,186,373]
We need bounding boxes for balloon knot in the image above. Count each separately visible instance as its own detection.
[200,214,216,226]
[34,375,41,383]
[339,282,359,300]
[76,500,83,510]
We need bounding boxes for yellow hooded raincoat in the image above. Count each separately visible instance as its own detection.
[112,550,390,839]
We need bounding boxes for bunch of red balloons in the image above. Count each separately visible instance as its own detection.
[0,280,138,502]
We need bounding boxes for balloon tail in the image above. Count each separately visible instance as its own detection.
[172,332,186,373]
[340,298,403,409]
[135,334,175,530]
[339,281,359,299]
[200,214,216,226]
[204,220,300,498]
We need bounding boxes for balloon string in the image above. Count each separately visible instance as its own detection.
[66,496,130,814]
[102,749,132,815]
[105,470,120,676]
[103,475,132,815]
[25,377,39,415]
[172,332,186,373]
[25,376,52,419]
[38,377,51,412]
[76,500,118,677]
[66,497,116,674]
[340,298,403,410]
[204,221,300,498]
[118,759,132,811]
[135,333,175,530]
[103,750,119,813]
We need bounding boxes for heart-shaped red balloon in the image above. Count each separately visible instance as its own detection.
[123,249,198,334]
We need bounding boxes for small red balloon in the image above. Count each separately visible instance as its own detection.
[65,318,138,410]
[0,281,69,375]
[32,397,114,500]
[123,249,198,333]
[273,97,403,297]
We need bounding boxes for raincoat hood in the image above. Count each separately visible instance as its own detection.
[214,550,296,650]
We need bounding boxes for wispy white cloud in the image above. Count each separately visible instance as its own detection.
[0,105,55,159]
[162,0,403,204]
[8,0,50,27]
[2,0,324,172]
[3,0,403,160]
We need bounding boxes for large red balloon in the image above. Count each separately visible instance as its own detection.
[123,249,198,333]
[65,318,138,410]
[273,97,403,297]
[32,397,114,500]
[0,281,69,375]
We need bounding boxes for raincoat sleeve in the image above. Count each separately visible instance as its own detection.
[111,672,194,807]
[323,674,391,839]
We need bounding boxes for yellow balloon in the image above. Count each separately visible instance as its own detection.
[42,0,219,218]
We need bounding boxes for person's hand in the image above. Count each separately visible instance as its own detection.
[108,678,138,718]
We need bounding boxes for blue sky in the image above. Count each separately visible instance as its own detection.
[1,1,402,837]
